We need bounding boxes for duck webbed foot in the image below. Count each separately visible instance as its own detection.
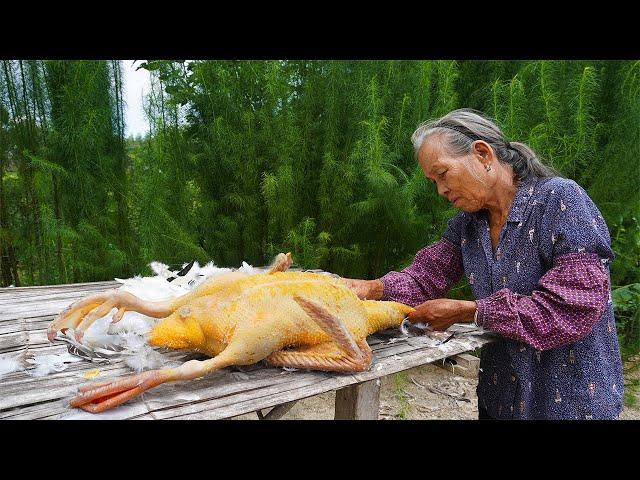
[47,288,173,343]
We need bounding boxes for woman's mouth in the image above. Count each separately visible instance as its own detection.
[451,197,460,206]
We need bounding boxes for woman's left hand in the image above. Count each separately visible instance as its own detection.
[407,299,477,331]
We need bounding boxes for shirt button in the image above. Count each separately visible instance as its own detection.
[511,375,516,382]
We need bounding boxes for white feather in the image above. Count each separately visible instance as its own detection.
[116,260,244,300]
[115,275,189,302]
[198,261,231,278]
[109,312,155,336]
[148,261,172,278]
[0,355,24,377]
[122,344,169,372]
[238,261,259,275]
[26,352,83,377]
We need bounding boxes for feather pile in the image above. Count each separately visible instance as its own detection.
[52,259,263,374]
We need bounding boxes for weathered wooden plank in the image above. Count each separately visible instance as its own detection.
[0,331,28,350]
[2,269,305,296]
[0,279,494,420]
[0,321,28,336]
[0,281,118,294]
[133,373,355,420]
[335,379,381,420]
[129,338,492,420]
[0,269,311,298]
[0,329,68,353]
[0,348,189,399]
[354,337,489,383]
[0,350,294,415]
[0,282,115,296]
[0,333,491,418]
[0,317,51,335]
[55,402,151,420]
[0,285,118,304]
[451,352,480,370]
[0,353,188,419]
[49,370,322,420]
[0,270,306,314]
[0,398,71,420]
[126,370,329,420]
[0,269,307,300]
[1,342,69,357]
[0,333,486,409]
[0,364,133,411]
[0,290,115,310]
[0,299,109,321]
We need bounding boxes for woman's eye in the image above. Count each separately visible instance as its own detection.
[439,170,447,177]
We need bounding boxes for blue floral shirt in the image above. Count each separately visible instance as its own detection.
[381,176,624,419]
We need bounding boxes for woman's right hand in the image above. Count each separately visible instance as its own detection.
[341,278,384,300]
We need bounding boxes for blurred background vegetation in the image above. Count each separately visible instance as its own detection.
[1,60,638,357]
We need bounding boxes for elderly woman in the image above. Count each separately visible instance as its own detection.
[343,108,624,420]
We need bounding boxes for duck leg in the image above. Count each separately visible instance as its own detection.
[48,289,173,342]
[267,252,293,274]
[69,327,283,413]
[69,352,238,413]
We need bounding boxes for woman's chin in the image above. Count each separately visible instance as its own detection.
[451,197,481,212]
[457,203,481,213]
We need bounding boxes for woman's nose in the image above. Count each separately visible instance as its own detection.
[437,183,449,197]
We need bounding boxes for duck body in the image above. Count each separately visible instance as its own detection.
[149,270,412,364]
[48,254,414,413]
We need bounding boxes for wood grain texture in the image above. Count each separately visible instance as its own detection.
[335,379,381,420]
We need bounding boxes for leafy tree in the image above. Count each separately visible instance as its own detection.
[2,60,639,356]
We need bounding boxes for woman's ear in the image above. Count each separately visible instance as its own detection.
[472,141,493,166]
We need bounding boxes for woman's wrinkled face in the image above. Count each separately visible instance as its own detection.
[417,135,491,213]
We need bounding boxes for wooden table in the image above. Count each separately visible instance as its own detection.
[0,280,495,420]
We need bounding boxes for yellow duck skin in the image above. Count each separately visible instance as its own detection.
[47,254,414,413]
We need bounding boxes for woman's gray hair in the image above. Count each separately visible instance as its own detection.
[411,108,558,181]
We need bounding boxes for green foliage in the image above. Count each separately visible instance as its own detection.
[1,59,639,355]
[610,215,640,288]
[612,283,640,360]
[393,371,411,420]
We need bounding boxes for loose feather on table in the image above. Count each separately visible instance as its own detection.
[26,352,83,377]
[0,354,25,378]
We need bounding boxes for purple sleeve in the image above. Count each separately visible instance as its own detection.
[379,238,464,307]
[475,253,609,351]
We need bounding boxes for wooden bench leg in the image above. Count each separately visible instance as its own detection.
[434,353,480,378]
[334,379,381,420]
[256,400,298,420]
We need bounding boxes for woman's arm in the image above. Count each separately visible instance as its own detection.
[475,253,609,351]
[340,277,385,300]
[475,181,614,351]
[341,239,463,304]
[377,238,464,307]
[343,213,467,306]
